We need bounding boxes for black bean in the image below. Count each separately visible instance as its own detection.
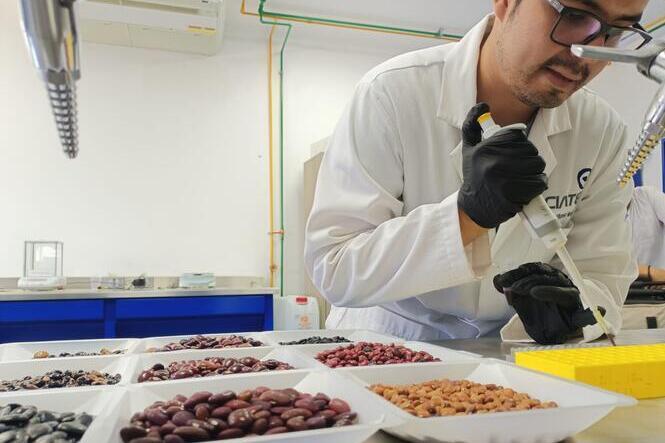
[279,335,351,345]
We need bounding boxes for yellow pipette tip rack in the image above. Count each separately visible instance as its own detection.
[515,344,665,399]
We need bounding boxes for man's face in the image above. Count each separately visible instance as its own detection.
[495,0,649,108]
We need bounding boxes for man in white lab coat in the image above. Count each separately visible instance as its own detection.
[305,0,651,343]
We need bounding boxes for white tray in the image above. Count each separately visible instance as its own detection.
[134,331,272,353]
[343,359,637,443]
[0,355,134,395]
[295,341,479,370]
[99,370,392,443]
[0,388,125,443]
[262,329,403,346]
[0,338,140,363]
[126,347,321,384]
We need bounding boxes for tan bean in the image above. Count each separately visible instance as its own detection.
[368,378,557,418]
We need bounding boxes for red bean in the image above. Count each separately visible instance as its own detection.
[315,342,440,367]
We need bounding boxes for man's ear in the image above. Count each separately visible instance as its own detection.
[494,0,512,22]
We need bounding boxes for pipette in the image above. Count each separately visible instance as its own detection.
[478,112,616,346]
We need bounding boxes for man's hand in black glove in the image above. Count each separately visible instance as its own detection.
[494,262,606,345]
[457,103,548,229]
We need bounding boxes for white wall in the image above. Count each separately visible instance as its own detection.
[0,1,400,289]
[1,0,662,295]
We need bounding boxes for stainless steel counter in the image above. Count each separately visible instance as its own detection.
[0,287,278,301]
[364,331,665,443]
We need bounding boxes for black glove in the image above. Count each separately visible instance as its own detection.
[493,262,606,345]
[457,103,548,229]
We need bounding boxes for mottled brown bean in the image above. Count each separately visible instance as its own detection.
[280,408,313,421]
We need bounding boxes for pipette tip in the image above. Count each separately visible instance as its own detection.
[607,334,617,347]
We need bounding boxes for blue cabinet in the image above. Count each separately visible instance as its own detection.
[0,294,273,343]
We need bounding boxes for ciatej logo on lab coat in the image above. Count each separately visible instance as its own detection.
[577,168,592,190]
[543,168,592,220]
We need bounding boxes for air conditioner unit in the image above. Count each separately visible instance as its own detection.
[79,0,225,55]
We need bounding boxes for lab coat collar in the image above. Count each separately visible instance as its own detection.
[440,15,573,177]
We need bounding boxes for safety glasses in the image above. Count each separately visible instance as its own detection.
[545,0,652,50]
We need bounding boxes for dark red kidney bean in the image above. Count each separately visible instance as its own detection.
[313,393,330,402]
[125,438,161,443]
[173,425,210,441]
[194,404,209,420]
[312,399,328,411]
[172,411,195,427]
[227,409,253,429]
[254,386,270,395]
[259,390,292,406]
[264,426,289,435]
[286,416,308,432]
[238,390,253,402]
[163,435,186,443]
[209,391,235,405]
[267,416,284,429]
[131,411,147,422]
[270,406,291,415]
[146,409,169,426]
[294,399,318,412]
[211,406,231,420]
[120,425,147,442]
[281,408,313,421]
[191,419,218,434]
[305,416,327,429]
[252,410,271,420]
[165,406,183,417]
[329,399,351,414]
[283,388,299,400]
[183,392,212,409]
[250,399,272,408]
[216,428,245,439]
[174,394,188,403]
[206,418,226,432]
[159,422,176,435]
[224,400,250,410]
[251,417,269,435]
[334,412,358,423]
[148,426,161,436]
[316,409,338,425]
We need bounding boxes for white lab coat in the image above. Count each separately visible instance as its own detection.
[628,186,665,269]
[304,15,637,342]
